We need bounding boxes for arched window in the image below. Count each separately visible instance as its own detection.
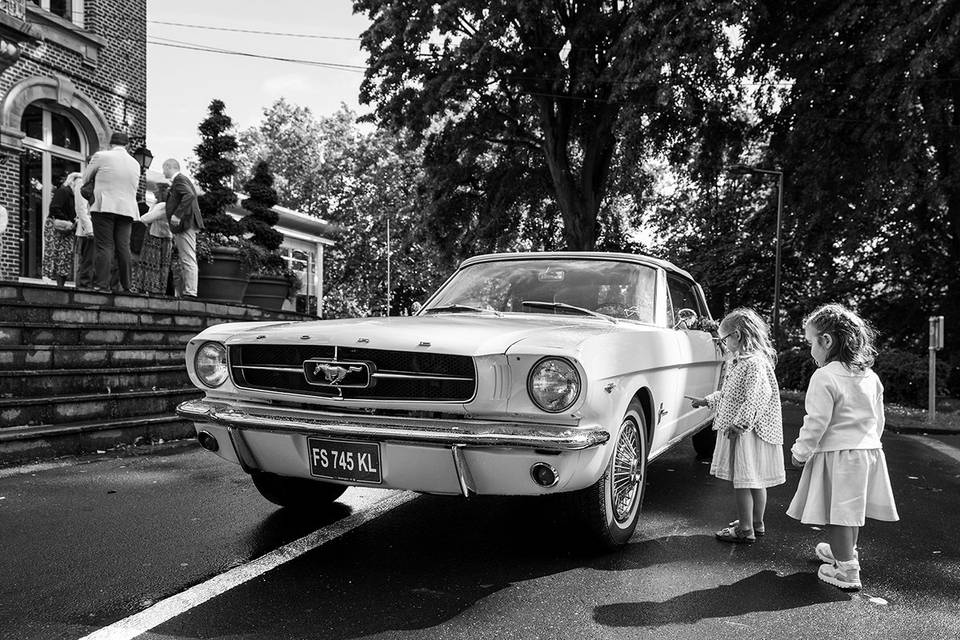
[19,101,88,278]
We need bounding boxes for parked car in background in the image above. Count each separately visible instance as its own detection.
[178,252,724,547]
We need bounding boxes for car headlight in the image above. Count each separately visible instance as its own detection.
[527,357,581,413]
[195,342,229,388]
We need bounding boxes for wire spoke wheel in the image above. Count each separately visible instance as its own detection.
[575,398,648,549]
[611,417,642,523]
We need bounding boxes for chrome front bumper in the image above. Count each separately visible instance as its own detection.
[176,398,610,452]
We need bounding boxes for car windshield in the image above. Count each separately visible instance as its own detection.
[424,258,657,323]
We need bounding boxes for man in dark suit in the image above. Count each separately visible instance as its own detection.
[161,158,204,297]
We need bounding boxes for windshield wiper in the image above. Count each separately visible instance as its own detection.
[425,304,502,317]
[520,300,617,324]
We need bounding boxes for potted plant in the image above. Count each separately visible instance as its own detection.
[193,99,249,303]
[238,161,298,310]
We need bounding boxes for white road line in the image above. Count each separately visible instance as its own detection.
[905,434,960,465]
[78,490,416,640]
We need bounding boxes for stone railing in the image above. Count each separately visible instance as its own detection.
[0,0,25,21]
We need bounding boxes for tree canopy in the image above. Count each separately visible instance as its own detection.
[354,0,741,250]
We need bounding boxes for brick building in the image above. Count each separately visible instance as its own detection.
[0,0,145,280]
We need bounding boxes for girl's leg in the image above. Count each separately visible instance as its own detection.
[734,488,754,532]
[827,525,857,562]
[750,488,766,529]
[852,525,860,549]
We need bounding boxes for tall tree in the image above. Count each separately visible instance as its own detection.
[738,1,960,349]
[355,0,740,250]
[236,98,327,215]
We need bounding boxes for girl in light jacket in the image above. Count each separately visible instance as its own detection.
[788,304,899,591]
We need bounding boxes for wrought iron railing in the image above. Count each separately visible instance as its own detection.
[0,0,26,21]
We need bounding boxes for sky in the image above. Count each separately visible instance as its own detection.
[146,1,372,168]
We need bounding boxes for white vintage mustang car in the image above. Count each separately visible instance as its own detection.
[177,252,724,547]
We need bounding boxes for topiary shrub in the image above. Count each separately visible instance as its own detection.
[193,99,242,258]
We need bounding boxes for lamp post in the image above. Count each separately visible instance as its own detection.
[726,164,784,344]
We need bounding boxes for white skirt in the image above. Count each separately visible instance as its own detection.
[710,429,786,489]
[787,449,900,526]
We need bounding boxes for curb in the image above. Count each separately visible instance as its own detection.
[887,425,960,436]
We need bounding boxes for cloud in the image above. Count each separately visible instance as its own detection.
[262,74,312,96]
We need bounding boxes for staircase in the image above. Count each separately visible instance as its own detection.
[0,282,310,465]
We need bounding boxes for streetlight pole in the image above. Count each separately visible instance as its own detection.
[726,164,784,344]
[386,216,391,317]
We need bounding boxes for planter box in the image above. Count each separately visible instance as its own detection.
[197,247,249,303]
[243,274,289,310]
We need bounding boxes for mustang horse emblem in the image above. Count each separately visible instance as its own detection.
[314,363,363,385]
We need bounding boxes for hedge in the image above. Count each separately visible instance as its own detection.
[775,347,949,408]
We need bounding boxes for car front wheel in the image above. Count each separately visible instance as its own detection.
[577,399,648,549]
[251,471,347,508]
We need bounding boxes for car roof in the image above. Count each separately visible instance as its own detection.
[459,251,696,281]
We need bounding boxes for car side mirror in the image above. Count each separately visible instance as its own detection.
[410,301,423,314]
[674,308,698,330]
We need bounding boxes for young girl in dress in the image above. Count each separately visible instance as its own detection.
[787,304,899,590]
[691,308,785,543]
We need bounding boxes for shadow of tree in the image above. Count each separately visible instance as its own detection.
[593,569,851,627]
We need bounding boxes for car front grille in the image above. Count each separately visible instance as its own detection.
[228,344,476,402]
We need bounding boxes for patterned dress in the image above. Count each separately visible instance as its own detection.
[705,353,786,489]
[133,235,172,294]
[41,217,75,280]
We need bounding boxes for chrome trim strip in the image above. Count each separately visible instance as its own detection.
[372,372,474,382]
[177,399,608,451]
[233,367,474,382]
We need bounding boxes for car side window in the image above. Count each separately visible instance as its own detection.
[666,276,703,328]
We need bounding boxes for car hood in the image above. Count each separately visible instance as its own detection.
[219,314,652,356]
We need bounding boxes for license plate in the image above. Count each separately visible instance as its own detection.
[307,438,382,484]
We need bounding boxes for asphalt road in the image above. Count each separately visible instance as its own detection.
[1,405,958,640]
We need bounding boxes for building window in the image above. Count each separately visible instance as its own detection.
[19,101,88,278]
[30,0,82,26]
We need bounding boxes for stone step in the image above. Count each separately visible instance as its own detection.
[0,299,251,328]
[0,388,202,429]
[0,282,304,323]
[0,322,200,347]
[0,365,190,398]
[0,344,185,370]
[0,412,197,466]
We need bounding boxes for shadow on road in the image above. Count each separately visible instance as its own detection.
[593,568,850,627]
[155,492,839,640]
[244,501,353,557]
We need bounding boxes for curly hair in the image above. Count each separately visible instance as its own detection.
[720,307,777,364]
[803,303,877,371]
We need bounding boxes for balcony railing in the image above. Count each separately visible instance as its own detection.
[0,0,25,21]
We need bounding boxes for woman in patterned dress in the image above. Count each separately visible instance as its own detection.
[42,174,80,286]
[132,183,173,295]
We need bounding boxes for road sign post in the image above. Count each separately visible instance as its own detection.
[929,316,944,422]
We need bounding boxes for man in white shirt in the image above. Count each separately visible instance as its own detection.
[81,132,141,292]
